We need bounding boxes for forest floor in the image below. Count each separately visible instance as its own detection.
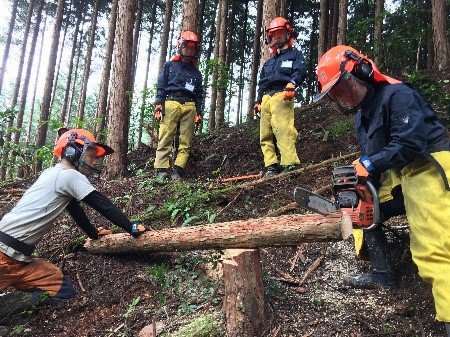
[1,79,449,337]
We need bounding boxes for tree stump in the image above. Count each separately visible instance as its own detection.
[222,249,268,337]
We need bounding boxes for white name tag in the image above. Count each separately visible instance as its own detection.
[185,83,195,91]
[281,60,293,68]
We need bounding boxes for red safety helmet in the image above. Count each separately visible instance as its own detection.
[53,128,113,160]
[314,45,401,102]
[265,17,297,53]
[177,31,200,60]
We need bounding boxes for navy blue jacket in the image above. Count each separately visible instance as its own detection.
[355,83,449,173]
[257,47,307,102]
[155,59,203,114]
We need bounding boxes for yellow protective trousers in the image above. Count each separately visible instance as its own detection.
[154,100,196,169]
[401,152,450,322]
[260,92,300,167]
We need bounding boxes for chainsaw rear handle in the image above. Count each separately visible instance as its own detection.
[363,180,381,231]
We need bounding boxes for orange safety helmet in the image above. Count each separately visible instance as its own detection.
[177,31,200,60]
[53,128,113,161]
[314,45,401,102]
[265,17,297,53]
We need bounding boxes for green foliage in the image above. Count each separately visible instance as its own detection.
[167,312,224,337]
[328,116,355,139]
[10,324,26,336]
[147,253,221,315]
[204,58,229,91]
[405,72,450,127]
[123,296,141,318]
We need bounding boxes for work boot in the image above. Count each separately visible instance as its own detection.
[172,165,183,181]
[281,164,298,174]
[264,163,280,178]
[156,168,169,180]
[344,226,397,289]
[445,323,450,337]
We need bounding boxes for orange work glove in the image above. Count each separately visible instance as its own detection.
[97,225,112,236]
[154,103,163,122]
[253,103,261,119]
[283,82,296,100]
[195,114,202,132]
[352,159,369,178]
[131,222,147,238]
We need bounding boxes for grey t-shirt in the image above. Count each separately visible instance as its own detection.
[0,163,95,262]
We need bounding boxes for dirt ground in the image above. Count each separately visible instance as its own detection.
[0,98,448,337]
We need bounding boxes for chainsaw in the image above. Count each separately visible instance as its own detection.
[294,165,380,230]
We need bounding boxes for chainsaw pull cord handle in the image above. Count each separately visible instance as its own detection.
[363,180,381,231]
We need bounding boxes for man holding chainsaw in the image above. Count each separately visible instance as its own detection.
[154,31,203,181]
[254,17,307,178]
[314,45,450,335]
[0,128,145,309]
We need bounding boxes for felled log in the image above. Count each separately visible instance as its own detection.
[84,212,352,254]
[222,249,268,337]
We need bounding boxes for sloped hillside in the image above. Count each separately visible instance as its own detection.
[0,101,445,337]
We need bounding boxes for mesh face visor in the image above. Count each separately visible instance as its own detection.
[79,145,106,181]
[322,72,368,114]
[180,41,199,59]
[266,28,288,46]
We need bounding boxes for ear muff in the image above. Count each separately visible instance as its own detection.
[62,143,82,163]
[344,50,374,82]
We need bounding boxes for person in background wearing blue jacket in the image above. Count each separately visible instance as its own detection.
[154,31,203,181]
[254,17,307,178]
[314,45,450,336]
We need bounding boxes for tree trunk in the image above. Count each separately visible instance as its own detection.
[84,212,353,253]
[318,0,329,59]
[0,0,35,181]
[95,0,118,139]
[431,0,450,69]
[130,0,143,93]
[23,14,47,178]
[223,249,268,337]
[373,0,384,66]
[215,0,228,129]
[104,0,135,178]
[208,0,222,131]
[138,1,157,147]
[182,0,199,32]
[50,0,71,113]
[34,0,65,174]
[10,0,44,178]
[77,0,100,121]
[0,0,19,95]
[337,0,348,45]
[66,24,84,126]
[261,0,282,64]
[157,0,174,74]
[247,0,262,120]
[60,3,83,125]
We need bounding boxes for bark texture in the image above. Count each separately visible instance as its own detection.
[84,212,353,254]
[223,249,268,337]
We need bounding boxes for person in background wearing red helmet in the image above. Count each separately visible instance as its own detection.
[154,31,203,181]
[0,129,145,310]
[315,45,450,335]
[254,17,307,178]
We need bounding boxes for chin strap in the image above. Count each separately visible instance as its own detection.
[79,159,102,180]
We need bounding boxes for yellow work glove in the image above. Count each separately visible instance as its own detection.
[283,82,296,100]
[154,103,163,122]
[253,103,261,119]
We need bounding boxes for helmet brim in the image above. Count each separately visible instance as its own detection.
[313,76,340,102]
[95,143,114,157]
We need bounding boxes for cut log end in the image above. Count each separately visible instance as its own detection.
[340,211,354,240]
